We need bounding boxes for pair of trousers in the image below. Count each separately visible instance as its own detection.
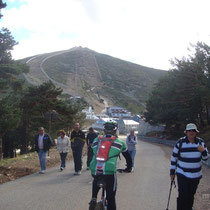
[128,150,136,167]
[92,174,117,210]
[72,146,83,172]
[38,149,47,171]
[60,152,68,168]
[87,147,93,167]
[177,175,200,210]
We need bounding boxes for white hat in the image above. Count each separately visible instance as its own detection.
[185,123,199,133]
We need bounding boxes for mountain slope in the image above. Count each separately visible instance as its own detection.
[22,47,167,113]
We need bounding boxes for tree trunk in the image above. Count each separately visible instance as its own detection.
[206,104,210,125]
[20,123,28,155]
[199,112,205,128]
[20,111,29,155]
[0,135,2,160]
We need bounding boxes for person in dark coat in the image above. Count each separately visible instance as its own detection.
[35,127,52,174]
[70,123,86,175]
[86,127,98,170]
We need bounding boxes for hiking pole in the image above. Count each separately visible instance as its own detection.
[166,180,175,210]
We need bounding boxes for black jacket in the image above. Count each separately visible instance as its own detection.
[86,132,98,146]
[71,130,86,148]
[35,133,52,152]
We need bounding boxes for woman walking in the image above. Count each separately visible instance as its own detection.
[126,129,138,171]
[57,130,71,171]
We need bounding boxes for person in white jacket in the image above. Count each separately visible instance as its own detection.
[57,130,71,171]
[126,129,137,171]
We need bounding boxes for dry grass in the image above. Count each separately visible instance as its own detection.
[0,146,87,184]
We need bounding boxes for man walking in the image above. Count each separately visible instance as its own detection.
[170,123,209,210]
[35,127,52,174]
[70,123,86,175]
[86,127,98,170]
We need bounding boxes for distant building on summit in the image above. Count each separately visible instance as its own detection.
[106,107,131,118]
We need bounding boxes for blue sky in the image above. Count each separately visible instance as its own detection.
[1,0,210,70]
[4,0,26,10]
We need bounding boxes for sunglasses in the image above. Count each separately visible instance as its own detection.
[187,129,196,132]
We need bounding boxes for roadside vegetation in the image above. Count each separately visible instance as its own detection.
[144,42,210,150]
[0,8,86,161]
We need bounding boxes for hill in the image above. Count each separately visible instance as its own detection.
[21,47,167,113]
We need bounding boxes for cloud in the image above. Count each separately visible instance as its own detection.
[1,0,210,69]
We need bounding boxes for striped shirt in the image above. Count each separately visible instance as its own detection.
[170,136,209,179]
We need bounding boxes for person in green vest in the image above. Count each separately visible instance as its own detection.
[89,120,132,210]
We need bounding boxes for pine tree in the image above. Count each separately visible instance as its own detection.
[144,42,210,134]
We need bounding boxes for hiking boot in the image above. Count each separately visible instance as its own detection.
[89,198,96,210]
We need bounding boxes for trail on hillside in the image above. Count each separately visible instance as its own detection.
[23,48,107,113]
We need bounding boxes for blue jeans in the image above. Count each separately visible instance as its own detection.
[128,150,136,167]
[60,152,68,168]
[38,150,47,171]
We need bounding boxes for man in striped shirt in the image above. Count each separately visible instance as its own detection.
[170,123,209,210]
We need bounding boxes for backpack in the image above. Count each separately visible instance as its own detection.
[95,135,118,174]
[96,136,116,161]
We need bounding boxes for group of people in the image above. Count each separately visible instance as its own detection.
[34,121,208,210]
[34,122,138,176]
[34,121,137,210]
[35,123,96,175]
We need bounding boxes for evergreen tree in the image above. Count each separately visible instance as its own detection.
[144,42,210,134]
[0,96,22,159]
[0,0,6,19]
[19,81,85,154]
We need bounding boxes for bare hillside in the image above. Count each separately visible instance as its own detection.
[22,47,166,113]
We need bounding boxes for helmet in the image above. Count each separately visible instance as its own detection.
[104,120,118,134]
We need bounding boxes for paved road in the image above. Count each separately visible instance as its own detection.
[0,137,177,210]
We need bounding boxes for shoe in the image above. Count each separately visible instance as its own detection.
[87,167,89,170]
[131,167,134,172]
[89,198,96,210]
[39,170,45,174]
[74,171,78,175]
[60,167,63,171]
[78,170,81,175]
